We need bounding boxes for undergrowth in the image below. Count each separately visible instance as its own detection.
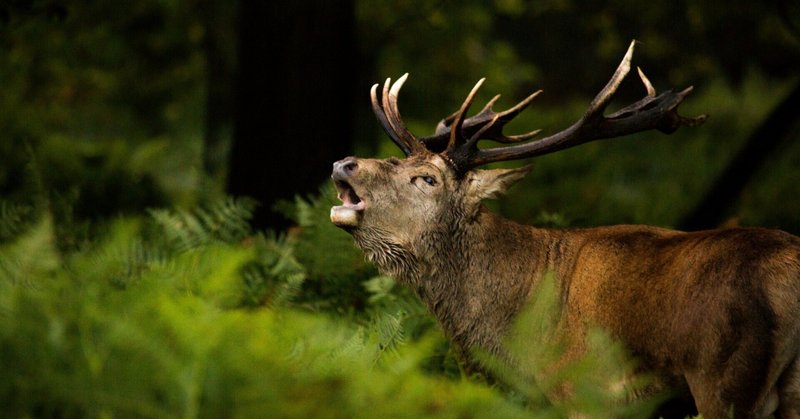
[0,187,660,418]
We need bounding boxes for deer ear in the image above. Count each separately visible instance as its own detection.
[467,165,531,201]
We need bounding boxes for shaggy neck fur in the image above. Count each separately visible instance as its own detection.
[354,207,553,364]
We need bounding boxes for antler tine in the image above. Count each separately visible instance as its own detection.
[470,89,543,144]
[637,66,657,97]
[422,88,543,152]
[446,78,485,153]
[461,40,707,170]
[371,82,412,155]
[384,74,426,154]
[370,73,426,156]
[460,89,543,148]
[583,39,637,119]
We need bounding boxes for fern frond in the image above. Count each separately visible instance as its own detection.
[0,201,35,243]
[371,310,407,357]
[149,197,257,252]
[0,215,60,288]
[67,219,169,290]
[241,234,306,308]
[286,185,377,311]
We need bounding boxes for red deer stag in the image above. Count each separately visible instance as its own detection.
[330,41,800,418]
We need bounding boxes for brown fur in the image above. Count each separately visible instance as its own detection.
[331,153,800,418]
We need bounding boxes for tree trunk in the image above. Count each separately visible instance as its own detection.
[228,0,355,231]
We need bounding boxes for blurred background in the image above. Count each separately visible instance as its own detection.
[2,0,799,235]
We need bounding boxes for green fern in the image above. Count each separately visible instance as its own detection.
[149,197,257,252]
[0,189,668,417]
[67,219,165,290]
[363,275,436,356]
[0,200,35,243]
[0,215,60,288]
[285,184,377,312]
[239,233,306,308]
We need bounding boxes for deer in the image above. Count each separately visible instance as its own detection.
[329,41,800,418]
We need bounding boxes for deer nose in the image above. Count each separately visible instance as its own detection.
[332,157,359,178]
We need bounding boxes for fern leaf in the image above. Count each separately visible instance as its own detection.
[0,215,59,288]
[0,201,35,243]
[149,197,256,252]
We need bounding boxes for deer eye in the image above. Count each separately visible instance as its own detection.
[418,175,437,186]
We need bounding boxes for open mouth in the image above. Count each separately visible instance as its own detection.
[330,180,365,227]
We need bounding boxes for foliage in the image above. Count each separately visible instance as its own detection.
[0,0,208,219]
[280,184,379,313]
[2,0,798,234]
[0,192,664,418]
[0,219,516,418]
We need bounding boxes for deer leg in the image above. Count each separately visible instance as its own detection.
[686,375,778,419]
[684,373,735,419]
[685,341,776,418]
[777,357,800,419]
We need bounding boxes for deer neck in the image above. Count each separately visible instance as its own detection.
[387,208,555,355]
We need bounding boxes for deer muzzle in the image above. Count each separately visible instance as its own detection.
[330,157,365,228]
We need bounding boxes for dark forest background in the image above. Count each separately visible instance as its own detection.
[1,1,799,417]
[2,0,799,233]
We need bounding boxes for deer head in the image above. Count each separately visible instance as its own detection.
[331,41,705,279]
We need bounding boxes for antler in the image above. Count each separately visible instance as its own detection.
[451,40,707,173]
[420,86,543,152]
[370,40,707,176]
[370,73,543,158]
[370,73,427,155]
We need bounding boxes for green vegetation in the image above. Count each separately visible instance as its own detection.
[0,196,659,418]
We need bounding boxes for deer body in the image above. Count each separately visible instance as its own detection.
[548,224,800,414]
[331,42,800,417]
